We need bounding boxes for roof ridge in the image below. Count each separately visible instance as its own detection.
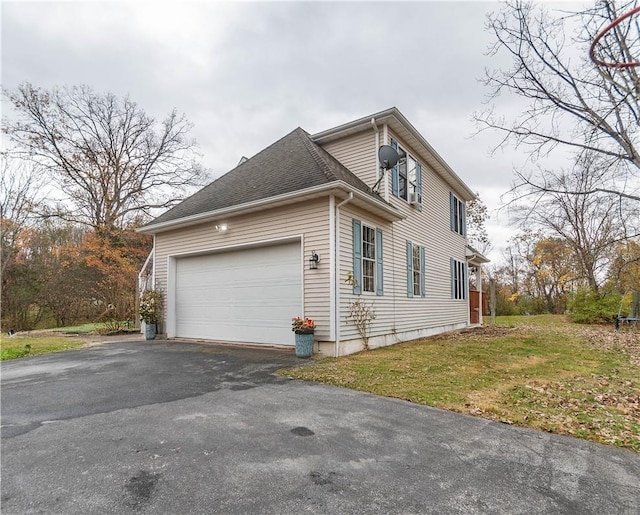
[295,128,377,197]
[142,124,392,230]
[294,128,337,183]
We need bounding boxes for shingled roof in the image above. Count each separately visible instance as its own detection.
[144,127,383,227]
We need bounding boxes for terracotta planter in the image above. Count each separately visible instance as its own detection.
[294,331,314,358]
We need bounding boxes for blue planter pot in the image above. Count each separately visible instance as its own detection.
[144,323,156,340]
[294,332,314,358]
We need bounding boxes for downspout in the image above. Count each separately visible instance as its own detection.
[477,264,483,325]
[371,117,380,182]
[383,124,389,202]
[152,235,156,289]
[371,117,389,203]
[334,192,354,358]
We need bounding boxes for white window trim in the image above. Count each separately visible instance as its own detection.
[361,223,376,294]
[452,258,467,300]
[452,194,465,236]
[391,138,421,204]
[411,244,421,297]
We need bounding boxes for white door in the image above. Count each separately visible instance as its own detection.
[174,242,301,345]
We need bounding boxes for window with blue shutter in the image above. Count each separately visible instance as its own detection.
[352,219,362,295]
[451,258,467,300]
[419,245,426,297]
[450,192,455,231]
[391,139,399,197]
[416,162,423,211]
[390,138,422,208]
[406,241,413,298]
[406,241,426,298]
[353,219,383,295]
[450,192,466,236]
[450,257,455,298]
[375,228,384,296]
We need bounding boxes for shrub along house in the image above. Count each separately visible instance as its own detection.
[138,107,489,356]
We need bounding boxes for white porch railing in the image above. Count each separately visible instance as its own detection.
[138,249,154,293]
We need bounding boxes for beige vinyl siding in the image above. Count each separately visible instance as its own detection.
[322,130,378,188]
[337,129,468,345]
[338,205,392,341]
[154,199,332,341]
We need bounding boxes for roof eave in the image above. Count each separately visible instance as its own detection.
[466,245,491,264]
[137,181,404,234]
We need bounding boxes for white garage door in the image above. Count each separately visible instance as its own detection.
[175,241,301,346]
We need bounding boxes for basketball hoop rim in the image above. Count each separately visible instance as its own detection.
[589,5,640,69]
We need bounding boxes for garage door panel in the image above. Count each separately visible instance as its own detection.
[175,242,301,345]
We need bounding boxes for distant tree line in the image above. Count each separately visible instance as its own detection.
[1,84,206,331]
[1,216,151,331]
[489,233,639,322]
[478,0,640,323]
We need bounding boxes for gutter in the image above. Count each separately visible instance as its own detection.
[466,245,491,264]
[138,181,403,234]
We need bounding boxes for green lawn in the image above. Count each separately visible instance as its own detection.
[281,315,640,451]
[1,320,140,360]
[1,334,87,360]
[50,322,104,334]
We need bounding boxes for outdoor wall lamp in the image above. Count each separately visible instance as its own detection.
[215,223,228,232]
[309,251,320,269]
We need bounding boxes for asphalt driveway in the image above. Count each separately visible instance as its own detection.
[1,339,639,514]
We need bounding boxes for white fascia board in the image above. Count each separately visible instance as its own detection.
[466,245,491,264]
[312,107,476,202]
[137,181,403,234]
[311,107,399,143]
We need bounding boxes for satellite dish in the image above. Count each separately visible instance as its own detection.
[378,145,400,170]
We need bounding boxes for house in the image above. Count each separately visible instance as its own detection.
[138,107,489,357]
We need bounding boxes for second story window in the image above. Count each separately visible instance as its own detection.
[450,192,466,236]
[391,138,422,207]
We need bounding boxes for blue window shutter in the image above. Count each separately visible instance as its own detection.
[352,219,362,295]
[406,241,413,298]
[463,262,468,300]
[416,163,423,212]
[391,139,399,197]
[376,228,383,296]
[449,192,455,231]
[420,246,426,298]
[450,258,455,299]
[461,202,467,237]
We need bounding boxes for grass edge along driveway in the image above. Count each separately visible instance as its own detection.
[0,334,87,360]
[280,315,639,452]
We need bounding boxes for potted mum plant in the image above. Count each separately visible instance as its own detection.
[291,316,315,358]
[139,289,164,340]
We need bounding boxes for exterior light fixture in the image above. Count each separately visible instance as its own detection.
[216,223,228,232]
[309,251,320,269]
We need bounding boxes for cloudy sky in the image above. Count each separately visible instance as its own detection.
[1,1,587,263]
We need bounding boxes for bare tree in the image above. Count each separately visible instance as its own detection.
[0,155,43,275]
[477,0,640,204]
[2,83,207,235]
[466,193,491,255]
[511,156,630,293]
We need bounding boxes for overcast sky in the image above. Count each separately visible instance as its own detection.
[1,1,588,263]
